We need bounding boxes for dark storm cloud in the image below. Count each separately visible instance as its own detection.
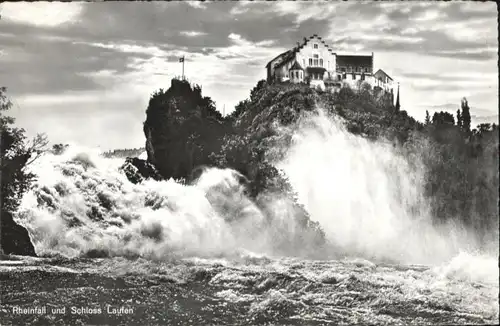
[330,27,495,61]
[0,28,154,96]
[326,2,496,60]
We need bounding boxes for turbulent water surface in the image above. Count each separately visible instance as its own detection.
[1,111,498,325]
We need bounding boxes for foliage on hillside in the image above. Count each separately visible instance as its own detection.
[1,87,48,256]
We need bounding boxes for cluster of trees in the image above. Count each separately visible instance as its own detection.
[1,87,48,255]
[102,147,145,158]
[420,98,498,243]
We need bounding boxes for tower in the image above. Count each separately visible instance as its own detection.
[395,82,400,111]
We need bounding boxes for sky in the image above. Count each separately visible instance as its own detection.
[0,1,498,150]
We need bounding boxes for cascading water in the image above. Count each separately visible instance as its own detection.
[14,144,318,259]
[276,109,487,265]
[4,109,498,325]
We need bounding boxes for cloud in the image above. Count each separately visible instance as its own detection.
[180,31,207,37]
[0,1,497,148]
[0,2,84,27]
[0,32,155,96]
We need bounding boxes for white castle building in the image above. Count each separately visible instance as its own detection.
[266,34,395,95]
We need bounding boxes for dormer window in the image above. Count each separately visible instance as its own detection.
[313,43,318,49]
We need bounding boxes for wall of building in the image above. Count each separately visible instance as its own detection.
[268,54,288,81]
[290,69,304,83]
[274,59,296,81]
[295,36,336,80]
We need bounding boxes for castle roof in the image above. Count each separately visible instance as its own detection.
[374,69,393,81]
[265,50,291,68]
[290,61,304,71]
[336,55,373,68]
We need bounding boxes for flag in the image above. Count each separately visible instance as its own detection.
[179,57,184,62]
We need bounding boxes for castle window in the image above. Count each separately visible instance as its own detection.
[314,59,318,66]
[342,73,346,80]
[364,67,369,73]
[356,67,361,73]
[314,43,318,49]
[320,59,323,67]
[309,58,313,66]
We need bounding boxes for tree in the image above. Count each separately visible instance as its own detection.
[425,110,431,125]
[432,111,455,126]
[250,79,267,102]
[1,87,48,255]
[456,108,463,128]
[461,97,471,133]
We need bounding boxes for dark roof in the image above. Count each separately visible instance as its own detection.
[274,50,297,69]
[266,50,290,68]
[306,67,326,74]
[290,61,304,71]
[336,55,372,68]
[374,69,393,81]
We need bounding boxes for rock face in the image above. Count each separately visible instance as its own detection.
[120,157,163,184]
[143,78,227,180]
[1,211,36,256]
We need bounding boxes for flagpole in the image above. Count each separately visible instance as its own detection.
[182,56,185,80]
